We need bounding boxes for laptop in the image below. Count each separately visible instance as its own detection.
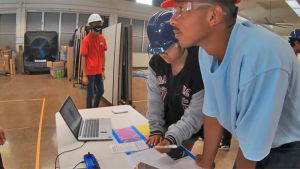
[59,96,113,141]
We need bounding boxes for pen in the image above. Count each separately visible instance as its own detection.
[154,145,178,148]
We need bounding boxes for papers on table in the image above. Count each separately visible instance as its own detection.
[124,149,174,169]
[109,141,149,153]
[124,149,202,169]
[174,156,202,168]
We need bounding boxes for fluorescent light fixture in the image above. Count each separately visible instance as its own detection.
[136,0,152,5]
[286,0,300,8]
[294,8,300,15]
[285,0,300,17]
[237,15,249,22]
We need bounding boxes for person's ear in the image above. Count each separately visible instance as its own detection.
[208,6,224,27]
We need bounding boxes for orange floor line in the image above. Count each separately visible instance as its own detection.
[133,100,148,103]
[0,98,44,103]
[35,98,46,169]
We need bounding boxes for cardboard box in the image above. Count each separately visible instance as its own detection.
[10,58,16,75]
[46,61,52,68]
[0,57,9,71]
[0,50,12,58]
[67,47,74,79]
[53,61,64,68]
[16,52,24,73]
[0,46,10,51]
[50,70,57,78]
[47,61,64,68]
[50,67,65,79]
[60,46,68,61]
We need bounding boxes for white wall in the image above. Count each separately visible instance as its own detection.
[133,53,149,68]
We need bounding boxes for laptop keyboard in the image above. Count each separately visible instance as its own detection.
[82,119,99,138]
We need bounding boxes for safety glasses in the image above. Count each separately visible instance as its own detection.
[172,2,227,18]
[91,21,103,26]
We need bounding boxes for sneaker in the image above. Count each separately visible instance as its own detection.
[219,143,230,151]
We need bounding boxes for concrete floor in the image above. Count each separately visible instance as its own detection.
[0,75,238,169]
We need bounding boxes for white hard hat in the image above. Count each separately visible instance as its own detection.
[88,13,103,24]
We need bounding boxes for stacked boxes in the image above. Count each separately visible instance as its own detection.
[47,61,65,79]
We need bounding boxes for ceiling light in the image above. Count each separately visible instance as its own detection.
[237,15,249,22]
[286,0,300,8]
[136,0,152,5]
[293,8,300,15]
[285,0,300,17]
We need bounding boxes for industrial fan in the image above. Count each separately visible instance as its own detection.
[24,31,58,74]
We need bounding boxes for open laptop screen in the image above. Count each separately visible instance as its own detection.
[59,96,82,138]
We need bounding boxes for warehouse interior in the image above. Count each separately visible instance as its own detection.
[0,0,300,168]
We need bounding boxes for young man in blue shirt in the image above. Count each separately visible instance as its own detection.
[162,0,300,168]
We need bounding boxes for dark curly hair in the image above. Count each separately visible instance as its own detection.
[289,38,300,47]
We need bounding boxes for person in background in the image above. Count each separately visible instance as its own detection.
[199,127,232,151]
[219,128,232,151]
[146,11,204,154]
[81,13,107,109]
[0,125,6,169]
[162,0,300,168]
[289,29,300,56]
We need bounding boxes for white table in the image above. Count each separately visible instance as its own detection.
[56,105,199,169]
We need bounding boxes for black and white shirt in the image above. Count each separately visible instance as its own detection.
[147,46,205,145]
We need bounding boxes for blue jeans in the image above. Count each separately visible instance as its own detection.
[86,74,104,109]
[233,141,300,169]
[0,153,4,169]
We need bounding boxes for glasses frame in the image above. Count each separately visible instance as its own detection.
[172,2,227,18]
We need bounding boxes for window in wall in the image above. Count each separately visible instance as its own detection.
[61,13,77,46]
[118,17,130,25]
[79,14,90,28]
[143,21,148,53]
[118,17,149,53]
[26,12,42,32]
[132,19,144,52]
[0,14,16,51]
[143,36,149,54]
[44,12,59,33]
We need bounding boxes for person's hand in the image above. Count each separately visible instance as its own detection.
[82,75,89,85]
[155,139,171,153]
[146,135,162,146]
[195,154,215,169]
[0,125,6,145]
[102,72,106,81]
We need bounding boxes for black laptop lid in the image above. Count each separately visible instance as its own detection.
[59,96,82,139]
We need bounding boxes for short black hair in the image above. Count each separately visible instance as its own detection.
[289,38,300,47]
[213,0,238,18]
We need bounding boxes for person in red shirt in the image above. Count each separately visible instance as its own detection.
[81,13,107,108]
[0,125,5,169]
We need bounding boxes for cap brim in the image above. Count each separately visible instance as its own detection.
[161,0,176,8]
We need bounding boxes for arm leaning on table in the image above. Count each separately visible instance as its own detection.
[146,67,165,146]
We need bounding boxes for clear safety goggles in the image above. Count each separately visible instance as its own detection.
[91,21,103,26]
[172,2,227,18]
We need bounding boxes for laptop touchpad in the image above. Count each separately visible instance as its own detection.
[100,125,110,132]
